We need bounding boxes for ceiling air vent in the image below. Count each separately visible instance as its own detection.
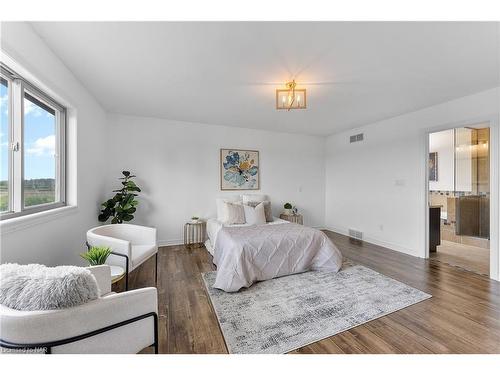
[350,133,364,143]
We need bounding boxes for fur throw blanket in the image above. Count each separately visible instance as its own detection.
[0,263,99,311]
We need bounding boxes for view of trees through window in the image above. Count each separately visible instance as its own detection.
[23,92,57,207]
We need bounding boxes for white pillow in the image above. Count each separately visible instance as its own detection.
[242,194,267,204]
[224,202,246,225]
[245,200,273,222]
[216,196,241,221]
[243,202,266,225]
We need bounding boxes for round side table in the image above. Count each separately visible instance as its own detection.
[184,221,206,249]
[110,265,125,284]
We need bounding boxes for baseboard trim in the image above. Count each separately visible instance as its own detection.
[158,239,184,247]
[323,226,422,258]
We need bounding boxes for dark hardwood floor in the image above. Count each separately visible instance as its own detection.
[130,230,500,354]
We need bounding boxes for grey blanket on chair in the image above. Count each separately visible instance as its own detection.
[0,263,99,311]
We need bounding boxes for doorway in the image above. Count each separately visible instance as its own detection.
[427,124,490,276]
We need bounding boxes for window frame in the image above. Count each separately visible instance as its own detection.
[1,75,14,214]
[0,63,66,220]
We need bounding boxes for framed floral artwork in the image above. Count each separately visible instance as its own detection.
[220,149,260,190]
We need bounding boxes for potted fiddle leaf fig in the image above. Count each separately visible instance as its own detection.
[98,171,141,224]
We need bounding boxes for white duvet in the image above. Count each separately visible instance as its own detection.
[205,217,288,255]
[208,220,343,292]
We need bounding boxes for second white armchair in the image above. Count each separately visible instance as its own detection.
[87,224,158,290]
[0,265,158,354]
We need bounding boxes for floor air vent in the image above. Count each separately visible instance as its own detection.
[348,229,363,240]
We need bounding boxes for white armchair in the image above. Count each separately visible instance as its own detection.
[86,224,158,290]
[0,265,158,354]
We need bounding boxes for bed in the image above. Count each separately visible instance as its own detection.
[205,217,343,292]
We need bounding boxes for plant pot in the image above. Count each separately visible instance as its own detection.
[284,209,293,215]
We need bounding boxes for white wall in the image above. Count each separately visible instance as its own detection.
[429,129,454,191]
[105,114,326,245]
[325,88,500,263]
[0,23,108,266]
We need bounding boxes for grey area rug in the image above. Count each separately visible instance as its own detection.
[202,262,431,354]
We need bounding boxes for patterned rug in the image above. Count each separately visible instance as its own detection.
[202,262,431,354]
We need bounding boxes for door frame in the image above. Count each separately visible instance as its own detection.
[422,115,499,281]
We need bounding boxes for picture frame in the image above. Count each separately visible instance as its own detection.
[220,149,260,190]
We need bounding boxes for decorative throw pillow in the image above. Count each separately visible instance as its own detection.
[243,202,266,225]
[0,263,99,311]
[246,200,273,222]
[224,202,246,225]
[216,196,241,221]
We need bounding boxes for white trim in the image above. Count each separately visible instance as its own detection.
[158,239,184,247]
[489,120,499,281]
[0,205,78,235]
[422,115,500,281]
[324,226,421,258]
[10,76,22,213]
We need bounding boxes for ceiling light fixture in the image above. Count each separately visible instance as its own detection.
[276,80,306,111]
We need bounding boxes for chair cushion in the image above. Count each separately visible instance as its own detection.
[131,245,157,269]
[0,264,99,311]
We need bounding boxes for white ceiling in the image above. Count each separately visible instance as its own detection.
[30,22,499,136]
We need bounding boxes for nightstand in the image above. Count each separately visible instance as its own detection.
[279,213,303,225]
[184,221,206,249]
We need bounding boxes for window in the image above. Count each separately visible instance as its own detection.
[0,63,66,219]
[1,77,9,213]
